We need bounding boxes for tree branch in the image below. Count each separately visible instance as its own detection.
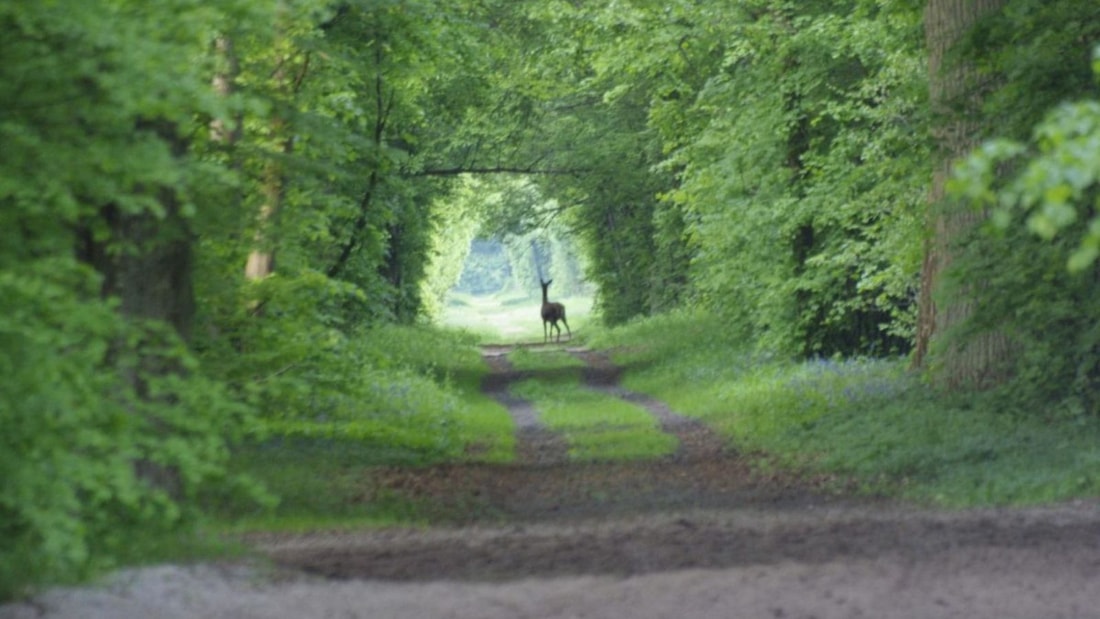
[410,165,589,177]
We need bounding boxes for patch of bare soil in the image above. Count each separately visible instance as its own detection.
[6,344,1100,619]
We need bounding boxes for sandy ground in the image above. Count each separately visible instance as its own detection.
[5,501,1100,619]
[5,346,1100,618]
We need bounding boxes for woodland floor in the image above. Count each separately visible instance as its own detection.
[5,345,1100,619]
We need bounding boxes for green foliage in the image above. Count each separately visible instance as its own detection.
[421,177,486,316]
[0,0,266,598]
[660,0,926,356]
[499,0,926,346]
[944,44,1100,412]
[597,311,1100,506]
[551,95,669,325]
[207,324,515,530]
[204,281,492,459]
[0,261,252,599]
[954,98,1100,271]
[966,1,1100,142]
[1,0,525,594]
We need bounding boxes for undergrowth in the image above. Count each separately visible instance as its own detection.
[209,438,441,531]
[251,324,513,463]
[209,324,514,531]
[591,309,1100,507]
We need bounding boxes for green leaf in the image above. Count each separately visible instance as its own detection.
[1067,245,1098,273]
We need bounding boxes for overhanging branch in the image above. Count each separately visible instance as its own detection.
[410,166,589,177]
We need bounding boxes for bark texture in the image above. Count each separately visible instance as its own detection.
[915,0,1011,388]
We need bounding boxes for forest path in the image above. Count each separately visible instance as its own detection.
[356,344,825,526]
[7,344,1100,619]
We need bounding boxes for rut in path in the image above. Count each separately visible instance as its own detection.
[480,346,569,466]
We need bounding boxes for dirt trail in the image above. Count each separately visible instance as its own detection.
[6,344,1100,619]
[363,345,825,525]
[481,346,569,465]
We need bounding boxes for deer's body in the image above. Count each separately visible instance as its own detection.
[540,278,571,343]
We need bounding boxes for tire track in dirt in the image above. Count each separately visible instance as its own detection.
[248,502,1100,583]
[480,345,569,466]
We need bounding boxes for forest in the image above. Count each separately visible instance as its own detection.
[3,0,1100,598]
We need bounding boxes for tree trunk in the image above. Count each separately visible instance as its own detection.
[75,120,195,497]
[915,0,1011,387]
[210,36,242,146]
[244,138,284,280]
[245,43,309,280]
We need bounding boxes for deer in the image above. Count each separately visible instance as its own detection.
[540,278,571,343]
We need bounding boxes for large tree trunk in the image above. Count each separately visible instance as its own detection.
[75,120,195,497]
[76,204,195,342]
[914,0,1011,388]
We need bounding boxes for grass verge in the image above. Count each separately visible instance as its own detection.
[206,325,515,532]
[591,309,1100,507]
[208,439,450,532]
[507,349,678,461]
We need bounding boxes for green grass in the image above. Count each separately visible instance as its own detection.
[507,350,677,461]
[440,290,595,344]
[204,325,517,532]
[378,324,516,463]
[451,360,516,464]
[591,309,1100,507]
[208,439,446,531]
[507,347,586,371]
